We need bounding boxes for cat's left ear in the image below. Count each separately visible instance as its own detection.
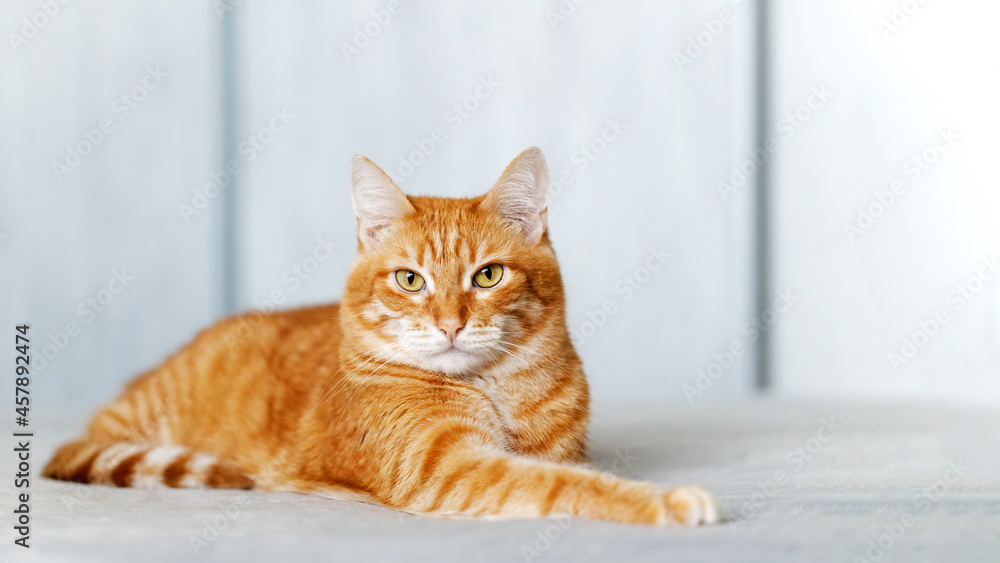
[481,147,550,245]
[350,155,416,250]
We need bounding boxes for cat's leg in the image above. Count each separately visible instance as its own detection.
[379,445,719,525]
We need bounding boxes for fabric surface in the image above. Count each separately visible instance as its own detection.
[2,399,998,562]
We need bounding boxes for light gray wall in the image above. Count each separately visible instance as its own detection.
[0,1,224,412]
[234,0,759,407]
[769,0,1000,403]
[1,0,759,416]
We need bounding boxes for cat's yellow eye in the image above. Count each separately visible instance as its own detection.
[473,264,504,289]
[395,270,425,292]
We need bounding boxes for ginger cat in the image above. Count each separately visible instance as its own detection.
[44,148,719,526]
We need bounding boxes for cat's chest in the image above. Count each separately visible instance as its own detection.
[469,376,521,436]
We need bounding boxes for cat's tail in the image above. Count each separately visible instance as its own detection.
[42,440,253,490]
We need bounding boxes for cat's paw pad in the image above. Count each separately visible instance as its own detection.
[661,485,720,527]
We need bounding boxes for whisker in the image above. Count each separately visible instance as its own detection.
[308,351,386,416]
[334,352,402,429]
[313,349,368,402]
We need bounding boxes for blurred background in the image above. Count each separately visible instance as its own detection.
[1,0,998,421]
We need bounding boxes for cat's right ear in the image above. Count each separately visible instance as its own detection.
[350,155,415,250]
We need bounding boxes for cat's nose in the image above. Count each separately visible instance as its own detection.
[438,318,465,344]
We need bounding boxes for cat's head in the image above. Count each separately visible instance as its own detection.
[340,147,570,377]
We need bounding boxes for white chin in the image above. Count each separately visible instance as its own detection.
[419,348,478,376]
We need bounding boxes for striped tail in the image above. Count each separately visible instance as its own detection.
[42,440,253,490]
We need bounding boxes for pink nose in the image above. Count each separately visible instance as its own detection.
[438,318,465,343]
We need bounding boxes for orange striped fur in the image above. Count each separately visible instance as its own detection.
[44,148,719,526]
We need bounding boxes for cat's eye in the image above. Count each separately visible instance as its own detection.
[473,264,504,288]
[395,270,425,292]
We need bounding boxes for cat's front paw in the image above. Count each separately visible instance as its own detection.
[659,485,720,526]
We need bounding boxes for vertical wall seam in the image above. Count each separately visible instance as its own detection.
[220,11,239,315]
[754,0,772,391]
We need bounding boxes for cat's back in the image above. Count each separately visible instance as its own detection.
[182,301,345,399]
[91,303,345,453]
